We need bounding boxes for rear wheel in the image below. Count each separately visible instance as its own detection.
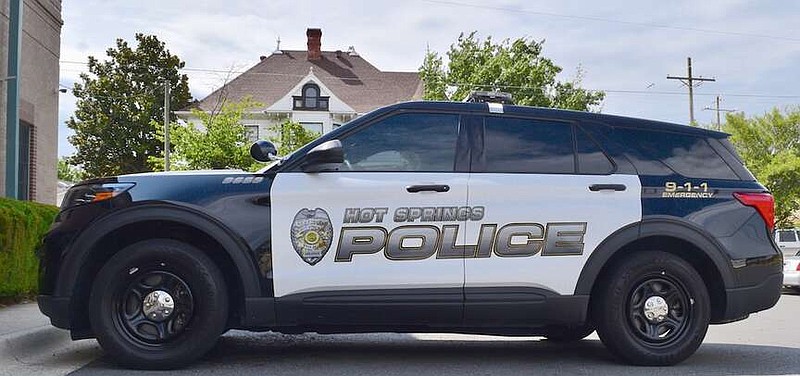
[593,251,710,366]
[89,239,228,369]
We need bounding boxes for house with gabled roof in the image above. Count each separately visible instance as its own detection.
[177,28,423,141]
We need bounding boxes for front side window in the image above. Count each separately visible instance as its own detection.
[339,113,460,172]
[481,117,575,174]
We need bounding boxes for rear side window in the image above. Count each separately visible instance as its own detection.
[576,127,614,174]
[615,129,738,179]
[481,117,575,173]
[779,230,798,243]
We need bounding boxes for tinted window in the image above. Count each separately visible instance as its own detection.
[779,230,797,243]
[576,126,613,174]
[482,117,575,173]
[340,113,459,172]
[616,129,738,179]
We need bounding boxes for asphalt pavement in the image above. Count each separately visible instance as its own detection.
[2,293,798,376]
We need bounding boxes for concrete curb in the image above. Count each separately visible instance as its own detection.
[0,304,100,376]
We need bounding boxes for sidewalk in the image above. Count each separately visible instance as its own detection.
[0,302,100,376]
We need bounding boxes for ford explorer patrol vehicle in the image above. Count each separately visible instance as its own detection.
[38,101,782,369]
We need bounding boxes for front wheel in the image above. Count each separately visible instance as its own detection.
[89,239,229,369]
[593,251,710,366]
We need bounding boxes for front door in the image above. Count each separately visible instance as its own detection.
[270,112,469,327]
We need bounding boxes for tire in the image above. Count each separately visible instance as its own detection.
[89,239,229,369]
[593,251,710,366]
[543,324,595,343]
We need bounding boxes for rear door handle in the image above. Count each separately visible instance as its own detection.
[589,184,627,192]
[406,184,450,193]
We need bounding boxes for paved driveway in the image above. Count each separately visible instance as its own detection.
[3,293,799,376]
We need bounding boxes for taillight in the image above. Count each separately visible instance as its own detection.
[733,192,775,231]
[796,263,800,272]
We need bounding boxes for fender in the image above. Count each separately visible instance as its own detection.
[54,202,264,300]
[574,216,735,295]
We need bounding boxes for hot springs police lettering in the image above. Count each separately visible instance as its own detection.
[332,206,586,263]
[342,206,485,224]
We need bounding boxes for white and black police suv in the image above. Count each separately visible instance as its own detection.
[38,100,782,369]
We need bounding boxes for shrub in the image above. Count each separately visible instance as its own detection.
[0,198,59,297]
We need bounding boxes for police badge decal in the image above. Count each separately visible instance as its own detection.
[290,208,334,265]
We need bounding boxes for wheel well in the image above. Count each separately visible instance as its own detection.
[70,220,246,335]
[589,235,727,322]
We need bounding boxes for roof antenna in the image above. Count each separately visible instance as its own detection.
[273,35,283,55]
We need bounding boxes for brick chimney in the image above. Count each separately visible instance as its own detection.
[306,28,322,61]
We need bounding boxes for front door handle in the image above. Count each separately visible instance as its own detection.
[589,184,627,192]
[406,184,450,193]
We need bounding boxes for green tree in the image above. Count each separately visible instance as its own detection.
[149,98,262,171]
[268,121,321,156]
[57,158,84,183]
[724,107,800,227]
[419,32,604,111]
[67,33,192,178]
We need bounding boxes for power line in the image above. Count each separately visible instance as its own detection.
[59,60,310,78]
[422,0,800,43]
[58,61,800,100]
[445,82,799,99]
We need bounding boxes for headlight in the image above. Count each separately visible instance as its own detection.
[61,182,135,210]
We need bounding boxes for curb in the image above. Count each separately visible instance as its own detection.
[0,317,100,376]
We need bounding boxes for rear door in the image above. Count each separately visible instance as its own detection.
[270,111,469,327]
[462,115,641,326]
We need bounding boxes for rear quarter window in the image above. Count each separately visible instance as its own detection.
[615,128,739,180]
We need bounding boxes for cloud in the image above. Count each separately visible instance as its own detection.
[57,0,800,156]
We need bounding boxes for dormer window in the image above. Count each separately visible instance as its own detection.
[293,83,329,111]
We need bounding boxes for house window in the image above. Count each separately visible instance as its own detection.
[300,122,324,134]
[244,125,260,142]
[293,83,329,111]
[18,121,32,200]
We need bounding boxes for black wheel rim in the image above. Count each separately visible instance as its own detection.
[627,274,692,347]
[112,267,194,346]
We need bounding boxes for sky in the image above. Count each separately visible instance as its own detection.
[57,0,800,157]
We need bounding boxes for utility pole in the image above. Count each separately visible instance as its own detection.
[703,95,736,131]
[163,81,171,172]
[5,0,23,199]
[667,57,715,125]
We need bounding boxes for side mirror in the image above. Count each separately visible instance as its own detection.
[250,140,279,162]
[302,140,344,173]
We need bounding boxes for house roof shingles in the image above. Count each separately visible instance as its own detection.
[191,50,423,114]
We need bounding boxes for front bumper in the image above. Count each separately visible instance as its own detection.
[37,295,72,329]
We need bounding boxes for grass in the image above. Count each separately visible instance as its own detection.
[0,198,59,298]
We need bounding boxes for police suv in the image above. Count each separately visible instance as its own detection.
[38,100,782,369]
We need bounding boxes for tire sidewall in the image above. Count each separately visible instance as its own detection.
[89,239,228,369]
[595,251,710,365]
